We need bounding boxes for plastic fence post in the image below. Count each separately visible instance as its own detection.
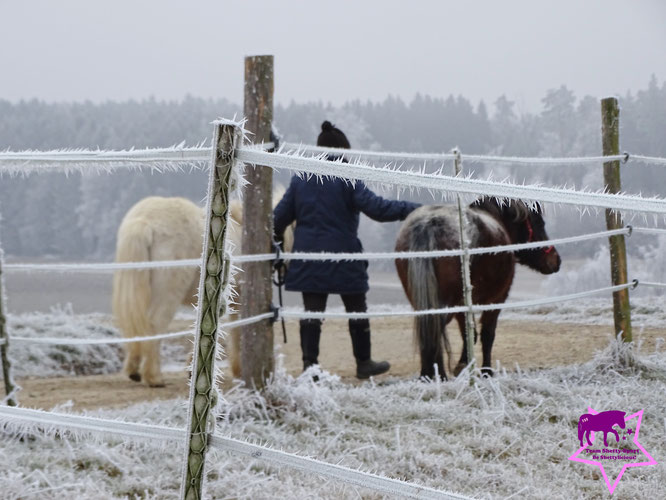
[453,149,476,371]
[0,236,17,406]
[180,123,237,500]
[601,97,632,343]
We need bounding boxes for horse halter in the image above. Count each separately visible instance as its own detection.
[525,218,554,254]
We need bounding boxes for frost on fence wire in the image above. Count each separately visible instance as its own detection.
[0,406,470,500]
[236,148,666,216]
[0,142,275,176]
[280,282,635,320]
[1,227,632,271]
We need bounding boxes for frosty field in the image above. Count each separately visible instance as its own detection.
[1,303,665,499]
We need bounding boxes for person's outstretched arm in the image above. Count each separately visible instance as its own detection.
[352,182,421,222]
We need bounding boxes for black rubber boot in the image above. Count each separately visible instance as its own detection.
[356,359,391,379]
[349,319,390,379]
[300,319,322,372]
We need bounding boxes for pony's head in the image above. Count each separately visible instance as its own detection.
[472,198,561,275]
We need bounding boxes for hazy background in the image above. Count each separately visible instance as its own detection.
[1,1,665,266]
[1,1,665,111]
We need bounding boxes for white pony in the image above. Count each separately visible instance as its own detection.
[112,191,290,387]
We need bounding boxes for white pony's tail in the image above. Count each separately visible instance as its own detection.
[112,221,153,339]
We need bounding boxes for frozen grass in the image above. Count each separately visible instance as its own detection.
[0,306,190,379]
[1,341,665,499]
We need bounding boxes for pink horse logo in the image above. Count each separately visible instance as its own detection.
[578,410,626,447]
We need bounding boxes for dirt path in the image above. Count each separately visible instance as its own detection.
[16,318,665,411]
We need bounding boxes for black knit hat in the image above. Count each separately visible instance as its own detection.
[317,121,351,149]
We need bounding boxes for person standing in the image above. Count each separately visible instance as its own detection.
[273,121,420,379]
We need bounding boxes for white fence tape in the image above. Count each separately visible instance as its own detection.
[1,142,664,175]
[237,148,666,215]
[0,406,470,500]
[282,142,666,167]
[0,142,273,176]
[3,259,201,272]
[282,142,457,163]
[281,283,634,320]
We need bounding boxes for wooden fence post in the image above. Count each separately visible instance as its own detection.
[181,123,237,500]
[601,97,632,342]
[0,246,18,406]
[453,149,476,370]
[241,55,274,389]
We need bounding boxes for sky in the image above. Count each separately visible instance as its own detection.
[1,1,665,113]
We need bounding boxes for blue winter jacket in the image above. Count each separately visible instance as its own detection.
[273,173,420,294]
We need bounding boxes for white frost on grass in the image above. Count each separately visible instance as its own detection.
[1,342,665,499]
[0,306,191,379]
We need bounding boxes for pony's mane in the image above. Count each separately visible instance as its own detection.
[470,197,534,223]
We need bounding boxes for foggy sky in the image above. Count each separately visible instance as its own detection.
[1,0,665,112]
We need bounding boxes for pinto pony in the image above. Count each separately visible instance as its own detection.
[395,198,561,380]
[112,191,290,387]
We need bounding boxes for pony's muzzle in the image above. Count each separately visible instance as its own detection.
[542,248,561,274]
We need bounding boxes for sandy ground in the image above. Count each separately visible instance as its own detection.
[15,317,665,411]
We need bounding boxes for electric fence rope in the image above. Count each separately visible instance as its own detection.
[280,282,635,320]
[7,312,274,346]
[1,227,632,272]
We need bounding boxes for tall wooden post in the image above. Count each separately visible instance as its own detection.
[453,149,476,369]
[241,55,274,389]
[601,97,632,342]
[0,248,17,406]
[181,123,237,500]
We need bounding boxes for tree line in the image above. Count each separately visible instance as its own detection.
[0,76,664,258]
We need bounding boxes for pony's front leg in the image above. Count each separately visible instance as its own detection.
[123,341,142,382]
[480,310,500,377]
[141,339,165,387]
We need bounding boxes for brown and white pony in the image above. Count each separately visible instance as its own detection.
[395,198,561,380]
[112,191,291,387]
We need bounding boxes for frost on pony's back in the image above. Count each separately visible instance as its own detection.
[112,188,289,387]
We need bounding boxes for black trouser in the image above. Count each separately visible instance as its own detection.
[300,292,371,366]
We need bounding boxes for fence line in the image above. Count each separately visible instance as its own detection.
[0,142,273,176]
[282,142,629,166]
[1,227,631,272]
[237,148,666,215]
[0,406,469,500]
[2,118,665,498]
[633,227,666,236]
[8,312,273,346]
[2,143,665,176]
[3,259,201,272]
[280,282,634,320]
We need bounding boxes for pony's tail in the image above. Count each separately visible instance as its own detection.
[112,221,153,340]
[577,417,584,445]
[407,254,452,378]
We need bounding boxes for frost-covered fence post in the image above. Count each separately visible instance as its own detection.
[0,245,18,406]
[241,55,274,389]
[181,123,238,500]
[453,149,476,370]
[601,97,632,343]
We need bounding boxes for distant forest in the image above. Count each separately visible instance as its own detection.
[1,76,665,259]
